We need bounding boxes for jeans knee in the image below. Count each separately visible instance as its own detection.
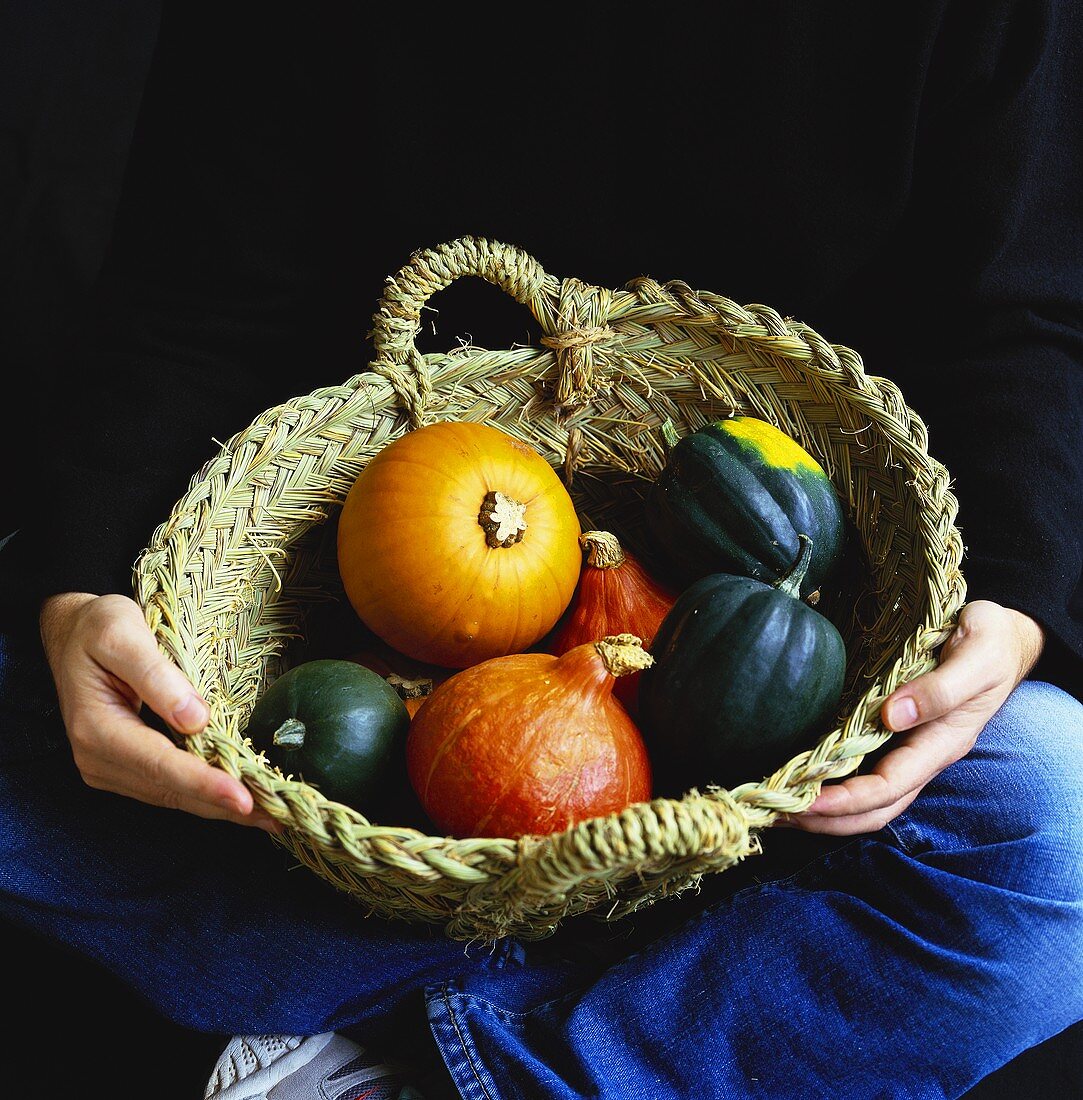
[960,680,1083,902]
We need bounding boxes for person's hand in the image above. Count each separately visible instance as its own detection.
[39,592,277,830]
[790,600,1045,836]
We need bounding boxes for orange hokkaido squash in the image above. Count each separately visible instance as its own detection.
[337,420,582,668]
[406,634,655,839]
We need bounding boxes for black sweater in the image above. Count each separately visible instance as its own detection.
[13,1,1083,697]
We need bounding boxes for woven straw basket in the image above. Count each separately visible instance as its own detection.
[133,236,966,942]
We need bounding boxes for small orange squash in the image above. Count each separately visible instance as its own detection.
[337,420,582,668]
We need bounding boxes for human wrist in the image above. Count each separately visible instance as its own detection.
[1006,607,1046,679]
[39,592,97,656]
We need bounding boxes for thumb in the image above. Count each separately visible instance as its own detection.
[88,596,210,735]
[881,602,1004,733]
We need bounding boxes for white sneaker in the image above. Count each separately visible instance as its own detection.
[203,1032,419,1099]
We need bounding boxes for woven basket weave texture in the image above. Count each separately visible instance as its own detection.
[133,236,966,942]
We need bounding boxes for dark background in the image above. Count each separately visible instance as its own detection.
[0,4,225,1093]
[0,2,158,615]
[1,3,1078,1096]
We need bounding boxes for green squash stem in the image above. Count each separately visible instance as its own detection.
[775,534,814,599]
[660,418,681,451]
[272,717,307,750]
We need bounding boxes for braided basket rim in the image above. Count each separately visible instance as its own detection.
[133,235,967,940]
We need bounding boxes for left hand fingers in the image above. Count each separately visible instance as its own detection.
[786,714,976,834]
[878,605,1007,735]
[786,600,1041,835]
[878,600,1044,735]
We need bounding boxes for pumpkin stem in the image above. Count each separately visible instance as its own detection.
[776,534,814,599]
[478,490,528,548]
[594,633,655,677]
[387,673,433,700]
[580,530,626,569]
[272,717,307,750]
[660,418,681,451]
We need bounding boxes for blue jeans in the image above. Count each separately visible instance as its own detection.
[1,625,1081,1099]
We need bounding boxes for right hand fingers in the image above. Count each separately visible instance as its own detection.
[81,594,211,735]
[46,594,279,831]
[76,703,279,829]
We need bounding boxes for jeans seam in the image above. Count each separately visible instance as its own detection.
[878,812,927,857]
[440,983,498,1100]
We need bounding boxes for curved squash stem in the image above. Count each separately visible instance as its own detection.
[580,530,626,569]
[775,534,814,599]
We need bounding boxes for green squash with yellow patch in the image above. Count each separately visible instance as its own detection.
[645,417,845,600]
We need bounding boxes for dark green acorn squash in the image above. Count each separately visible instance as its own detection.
[245,658,410,814]
[637,538,846,792]
[645,416,845,600]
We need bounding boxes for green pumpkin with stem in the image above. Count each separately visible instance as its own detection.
[638,536,846,794]
[245,659,411,817]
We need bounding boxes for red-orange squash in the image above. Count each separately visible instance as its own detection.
[550,530,677,714]
[337,420,582,669]
[406,634,655,839]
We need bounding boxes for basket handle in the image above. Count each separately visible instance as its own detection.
[368,235,614,423]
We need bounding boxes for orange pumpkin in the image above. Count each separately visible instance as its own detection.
[337,420,582,668]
